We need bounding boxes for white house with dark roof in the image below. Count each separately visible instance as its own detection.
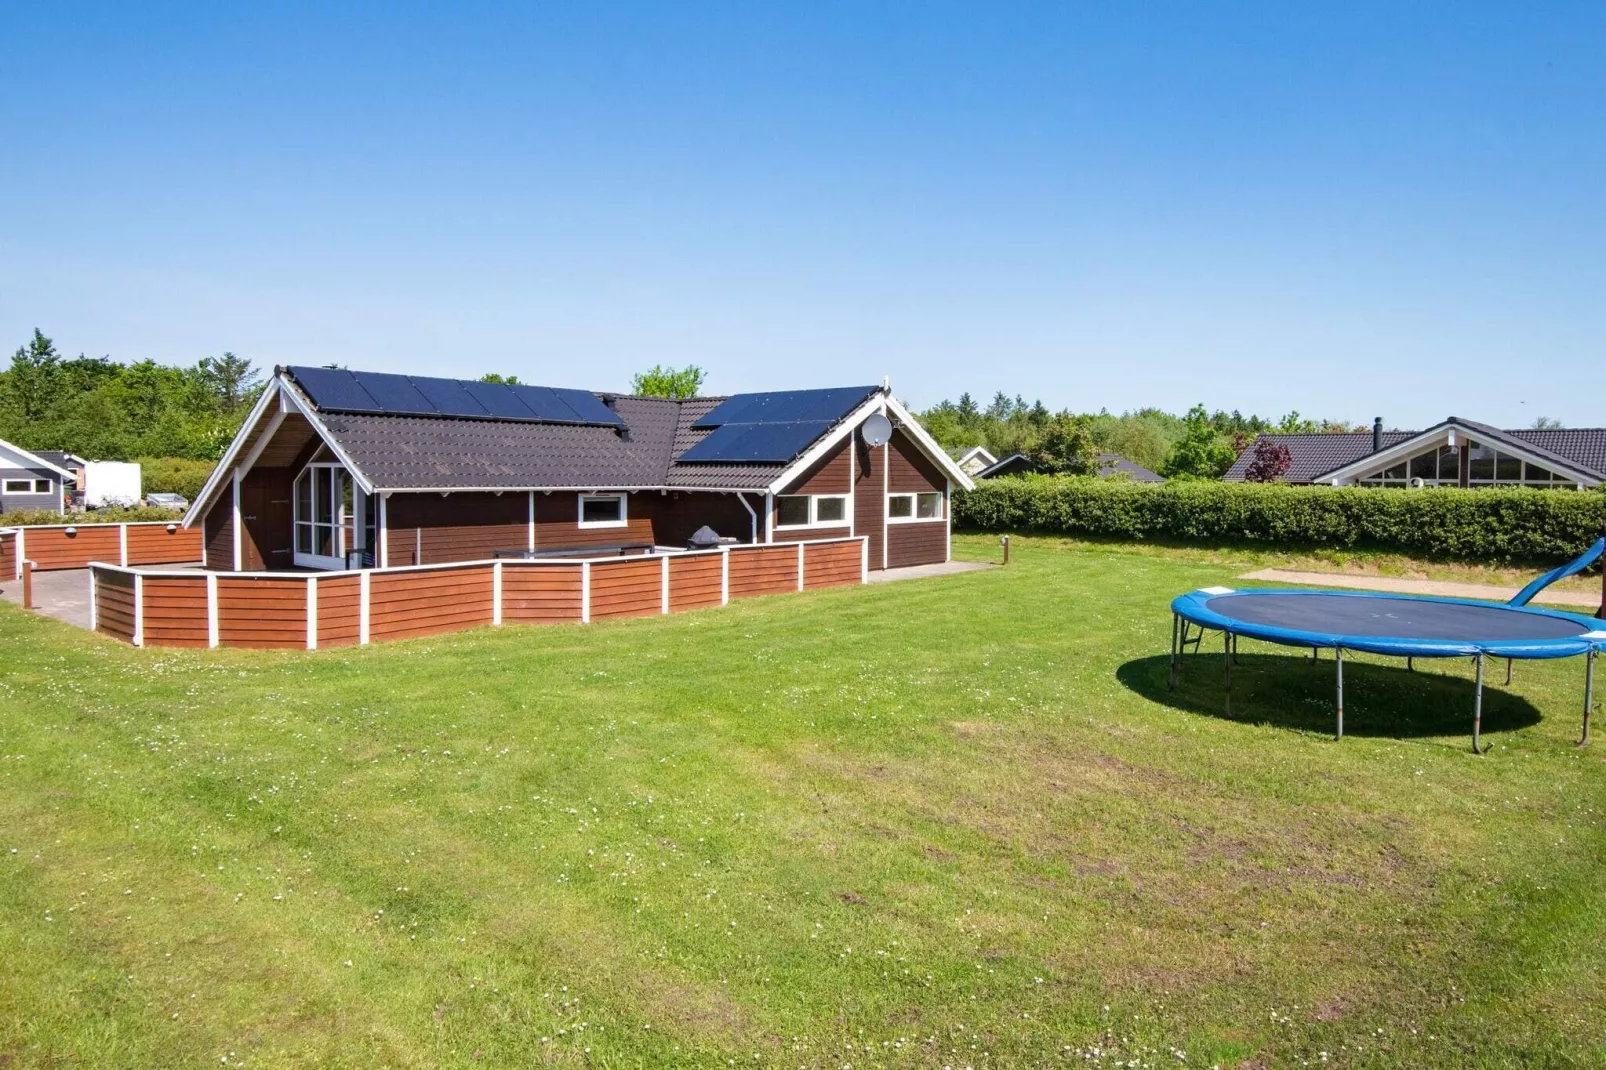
[1225,417,1606,488]
[0,437,74,513]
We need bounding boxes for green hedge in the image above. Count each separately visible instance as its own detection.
[954,476,1606,565]
[0,505,185,528]
[136,456,217,500]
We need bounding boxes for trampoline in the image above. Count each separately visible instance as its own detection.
[1167,537,1606,752]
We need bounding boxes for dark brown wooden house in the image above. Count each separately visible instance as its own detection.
[185,367,974,573]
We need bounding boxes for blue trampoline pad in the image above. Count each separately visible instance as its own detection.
[1172,588,1606,660]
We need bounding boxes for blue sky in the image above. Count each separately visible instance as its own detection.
[2,3,1602,426]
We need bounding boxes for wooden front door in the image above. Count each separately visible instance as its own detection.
[241,469,294,571]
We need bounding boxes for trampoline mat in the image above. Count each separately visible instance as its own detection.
[1205,592,1587,643]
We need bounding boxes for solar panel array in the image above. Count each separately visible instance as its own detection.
[285,366,623,427]
[679,385,878,464]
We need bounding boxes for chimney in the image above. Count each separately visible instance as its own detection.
[1372,417,1383,453]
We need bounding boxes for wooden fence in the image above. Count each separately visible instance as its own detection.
[88,537,867,649]
[4,521,202,577]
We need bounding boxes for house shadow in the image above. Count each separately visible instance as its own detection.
[1116,651,1545,741]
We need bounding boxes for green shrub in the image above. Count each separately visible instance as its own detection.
[135,456,216,499]
[0,505,184,528]
[954,475,1606,565]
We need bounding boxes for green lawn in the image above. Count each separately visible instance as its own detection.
[2,535,1604,1069]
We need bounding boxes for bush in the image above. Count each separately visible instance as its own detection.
[954,476,1606,565]
[136,456,216,499]
[0,505,185,528]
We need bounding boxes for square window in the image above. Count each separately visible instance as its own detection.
[815,496,847,524]
[579,494,627,527]
[888,494,913,519]
[775,495,811,527]
[33,479,51,493]
[916,492,942,519]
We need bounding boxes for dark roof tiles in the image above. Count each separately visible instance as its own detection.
[1224,421,1606,483]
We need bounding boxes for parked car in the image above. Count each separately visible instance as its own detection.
[145,492,189,511]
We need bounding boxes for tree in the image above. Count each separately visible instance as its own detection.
[631,364,706,399]
[479,373,521,384]
[1031,413,1100,475]
[1243,437,1293,482]
[197,352,262,412]
[1161,404,1238,479]
[1532,416,1563,430]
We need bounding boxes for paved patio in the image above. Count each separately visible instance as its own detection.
[0,568,96,630]
[867,560,995,583]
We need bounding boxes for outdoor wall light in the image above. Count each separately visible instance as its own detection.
[166,523,178,533]
[64,526,77,536]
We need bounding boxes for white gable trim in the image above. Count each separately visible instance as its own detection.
[182,381,285,527]
[1318,421,1600,486]
[764,392,976,496]
[885,395,977,491]
[0,438,75,478]
[276,379,375,495]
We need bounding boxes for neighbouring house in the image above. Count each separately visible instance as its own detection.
[974,452,1164,482]
[35,451,87,497]
[0,438,74,514]
[949,445,998,476]
[1223,417,1606,488]
[184,366,975,573]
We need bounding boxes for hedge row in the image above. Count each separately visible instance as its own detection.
[953,476,1606,565]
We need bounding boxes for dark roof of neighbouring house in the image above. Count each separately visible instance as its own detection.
[34,450,84,470]
[973,452,1163,482]
[280,368,878,491]
[1223,419,1606,483]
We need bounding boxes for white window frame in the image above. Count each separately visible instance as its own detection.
[293,462,353,570]
[577,493,629,529]
[773,493,850,529]
[887,491,945,523]
[3,478,35,494]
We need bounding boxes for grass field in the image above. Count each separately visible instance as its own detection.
[2,534,1604,1068]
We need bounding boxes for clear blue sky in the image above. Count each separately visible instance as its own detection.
[2,3,1602,427]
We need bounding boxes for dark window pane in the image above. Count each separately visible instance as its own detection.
[1495,451,1521,480]
[776,496,810,526]
[815,496,846,523]
[581,496,622,523]
[888,495,913,518]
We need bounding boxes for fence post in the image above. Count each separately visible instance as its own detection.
[797,542,805,591]
[492,561,503,626]
[581,561,591,623]
[132,573,145,647]
[88,565,98,631]
[660,554,670,614]
[359,571,371,644]
[861,537,868,584]
[119,524,129,566]
[14,528,23,580]
[206,573,219,648]
[306,576,318,650]
[721,548,730,606]
[21,559,34,610]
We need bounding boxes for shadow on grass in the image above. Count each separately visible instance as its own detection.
[1116,651,1547,741]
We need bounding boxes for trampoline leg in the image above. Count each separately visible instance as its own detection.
[1505,658,1513,686]
[1335,647,1344,740]
[1582,650,1596,747]
[1168,614,1179,691]
[1407,656,1413,673]
[1473,654,1485,755]
[1224,631,1232,715]
[1232,633,1239,666]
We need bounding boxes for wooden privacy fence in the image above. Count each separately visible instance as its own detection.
[4,521,202,577]
[88,537,868,649]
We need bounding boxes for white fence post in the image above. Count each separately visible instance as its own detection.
[492,561,503,626]
[14,528,23,579]
[306,576,318,650]
[119,524,129,566]
[721,548,730,606]
[797,542,805,591]
[861,537,869,584]
[359,571,371,645]
[88,566,98,632]
[206,573,219,648]
[132,573,145,647]
[660,555,670,614]
[581,561,591,623]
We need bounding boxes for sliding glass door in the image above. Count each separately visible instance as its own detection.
[293,463,370,569]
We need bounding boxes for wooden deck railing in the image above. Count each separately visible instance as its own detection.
[4,521,202,576]
[87,537,868,649]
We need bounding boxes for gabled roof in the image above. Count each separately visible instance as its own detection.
[1223,418,1606,484]
[187,369,973,522]
[0,437,76,477]
[973,452,1163,482]
[34,450,85,471]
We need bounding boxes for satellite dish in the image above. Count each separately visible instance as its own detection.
[860,412,893,447]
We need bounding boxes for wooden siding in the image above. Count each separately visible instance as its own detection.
[24,525,120,570]
[637,492,758,547]
[588,557,663,619]
[803,539,863,589]
[728,544,799,598]
[316,576,362,648]
[501,564,583,624]
[533,492,656,551]
[853,435,886,570]
[782,439,852,495]
[141,577,210,647]
[887,521,948,568]
[94,569,136,642]
[667,553,723,611]
[775,526,852,544]
[217,577,308,649]
[387,493,527,566]
[368,565,495,641]
[888,428,946,493]
[0,531,15,579]
[126,524,205,566]
[204,499,233,570]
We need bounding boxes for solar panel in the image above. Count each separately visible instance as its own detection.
[678,419,836,463]
[510,384,583,423]
[692,386,876,429]
[411,374,491,418]
[352,372,438,416]
[552,388,624,427]
[286,366,382,412]
[462,380,539,420]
